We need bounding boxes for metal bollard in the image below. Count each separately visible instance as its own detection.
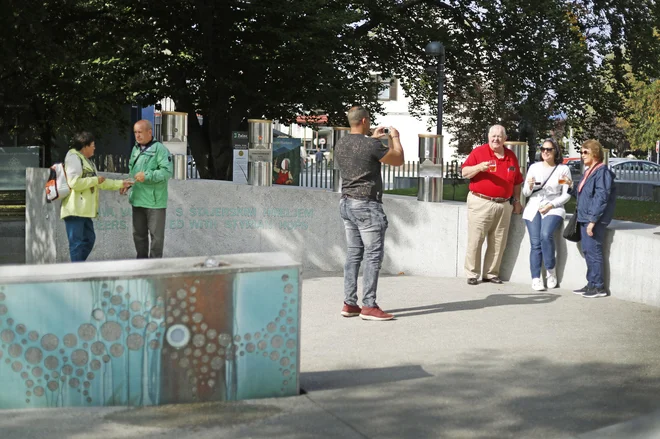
[417,134,443,202]
[249,161,272,186]
[248,119,273,186]
[173,154,187,180]
[331,127,350,192]
[504,141,528,207]
[161,111,188,142]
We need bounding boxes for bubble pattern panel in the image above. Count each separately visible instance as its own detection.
[0,281,165,407]
[0,266,300,409]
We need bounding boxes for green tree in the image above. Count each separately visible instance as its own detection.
[125,0,641,175]
[3,0,660,172]
[0,0,141,163]
[625,79,660,152]
[119,0,401,179]
[403,0,660,154]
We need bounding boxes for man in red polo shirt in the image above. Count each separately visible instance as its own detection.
[461,124,523,285]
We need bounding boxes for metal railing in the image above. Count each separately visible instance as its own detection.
[298,159,429,190]
[611,168,660,183]
[91,153,130,174]
[381,161,419,190]
[299,158,334,188]
[92,153,200,179]
[90,153,469,190]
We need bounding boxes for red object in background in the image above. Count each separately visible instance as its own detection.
[295,115,328,125]
[563,157,580,164]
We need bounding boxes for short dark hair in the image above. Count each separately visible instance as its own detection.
[72,132,95,151]
[347,105,369,127]
[541,138,562,163]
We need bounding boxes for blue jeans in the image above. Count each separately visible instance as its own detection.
[339,198,388,308]
[525,213,563,278]
[64,216,96,262]
[580,222,607,289]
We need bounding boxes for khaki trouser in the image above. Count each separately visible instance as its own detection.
[464,192,513,279]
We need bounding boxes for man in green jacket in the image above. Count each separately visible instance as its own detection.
[124,119,173,258]
[62,132,132,262]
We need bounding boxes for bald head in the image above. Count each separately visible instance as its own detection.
[134,119,154,146]
[135,119,153,131]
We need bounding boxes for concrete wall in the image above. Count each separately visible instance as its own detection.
[0,220,25,264]
[25,168,660,307]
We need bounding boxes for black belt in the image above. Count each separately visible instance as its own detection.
[470,191,509,203]
[341,194,377,201]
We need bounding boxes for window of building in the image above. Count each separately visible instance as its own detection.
[374,76,397,101]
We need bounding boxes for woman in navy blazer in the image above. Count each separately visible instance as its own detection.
[571,139,616,298]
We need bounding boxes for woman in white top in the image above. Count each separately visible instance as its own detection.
[522,138,572,291]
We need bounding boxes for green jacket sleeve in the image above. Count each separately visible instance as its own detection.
[127,146,139,175]
[145,144,173,183]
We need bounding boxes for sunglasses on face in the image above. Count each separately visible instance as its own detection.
[581,150,591,155]
[540,147,554,152]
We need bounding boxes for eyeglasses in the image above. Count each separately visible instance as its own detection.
[580,150,591,155]
[540,147,554,152]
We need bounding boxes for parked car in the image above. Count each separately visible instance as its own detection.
[609,159,660,183]
[563,157,582,180]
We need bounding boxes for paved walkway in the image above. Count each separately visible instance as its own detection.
[2,273,660,438]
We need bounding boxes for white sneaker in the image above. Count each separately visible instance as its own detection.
[546,268,558,289]
[532,278,546,291]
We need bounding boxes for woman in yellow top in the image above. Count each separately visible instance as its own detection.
[61,132,132,262]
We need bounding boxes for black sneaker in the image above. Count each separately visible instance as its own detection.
[582,287,608,298]
[482,277,503,284]
[573,285,590,295]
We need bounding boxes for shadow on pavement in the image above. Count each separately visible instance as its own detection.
[388,293,560,318]
[305,351,660,438]
[301,365,433,392]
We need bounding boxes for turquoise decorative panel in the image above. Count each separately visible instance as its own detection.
[0,254,300,409]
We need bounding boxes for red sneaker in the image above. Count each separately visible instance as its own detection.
[360,306,394,321]
[341,303,361,317]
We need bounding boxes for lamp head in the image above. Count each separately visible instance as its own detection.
[425,41,445,57]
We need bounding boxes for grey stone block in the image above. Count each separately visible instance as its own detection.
[22,168,660,308]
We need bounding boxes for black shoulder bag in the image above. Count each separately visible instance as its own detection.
[563,200,580,242]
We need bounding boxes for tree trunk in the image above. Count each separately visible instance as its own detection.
[186,110,214,179]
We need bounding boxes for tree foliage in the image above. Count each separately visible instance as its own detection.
[0,0,146,162]
[625,79,660,152]
[403,0,660,154]
[2,0,660,172]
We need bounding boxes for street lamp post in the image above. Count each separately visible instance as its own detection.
[418,42,445,203]
[425,41,445,135]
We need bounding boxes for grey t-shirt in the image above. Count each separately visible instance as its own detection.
[335,134,389,202]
